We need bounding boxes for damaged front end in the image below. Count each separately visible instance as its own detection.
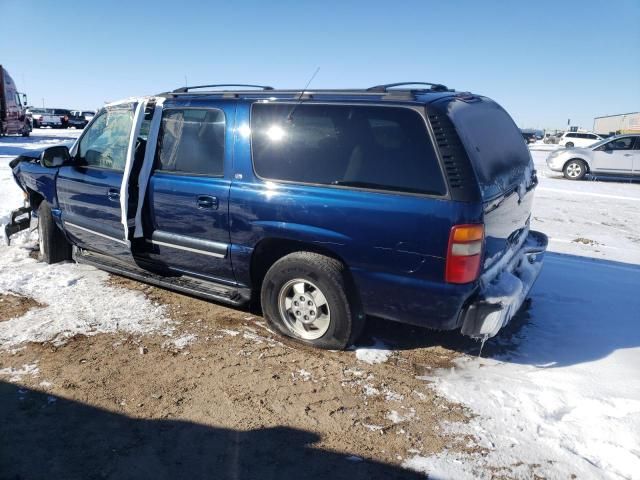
[3,154,39,246]
[3,204,32,246]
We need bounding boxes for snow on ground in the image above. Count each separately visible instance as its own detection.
[354,338,393,364]
[407,148,640,479]
[0,130,172,351]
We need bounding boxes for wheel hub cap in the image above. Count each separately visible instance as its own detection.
[278,279,331,340]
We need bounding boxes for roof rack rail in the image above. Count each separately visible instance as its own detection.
[172,84,274,94]
[367,82,451,93]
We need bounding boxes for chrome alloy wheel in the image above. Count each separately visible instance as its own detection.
[277,279,331,340]
[566,161,582,178]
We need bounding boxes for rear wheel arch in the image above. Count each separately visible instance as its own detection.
[250,237,355,292]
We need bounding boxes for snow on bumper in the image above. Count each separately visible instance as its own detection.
[461,230,548,338]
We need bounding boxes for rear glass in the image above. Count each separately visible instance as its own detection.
[447,98,532,199]
[251,104,446,196]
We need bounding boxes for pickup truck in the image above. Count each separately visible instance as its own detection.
[5,84,547,349]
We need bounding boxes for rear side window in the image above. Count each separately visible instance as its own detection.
[251,104,446,196]
[156,108,225,176]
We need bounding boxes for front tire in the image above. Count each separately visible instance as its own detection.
[565,142,574,148]
[260,252,364,350]
[37,202,72,264]
[563,159,587,180]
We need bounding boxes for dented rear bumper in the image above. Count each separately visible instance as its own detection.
[460,230,548,338]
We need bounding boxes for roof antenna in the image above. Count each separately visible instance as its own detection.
[287,66,320,122]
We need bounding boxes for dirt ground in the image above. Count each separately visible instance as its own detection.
[0,275,485,479]
[0,293,45,323]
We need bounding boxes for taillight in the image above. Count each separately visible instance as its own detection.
[445,224,484,284]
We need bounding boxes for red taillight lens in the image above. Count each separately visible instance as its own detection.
[445,224,484,284]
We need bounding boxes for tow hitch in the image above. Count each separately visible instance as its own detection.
[3,206,31,246]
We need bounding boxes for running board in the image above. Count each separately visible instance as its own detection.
[74,248,250,306]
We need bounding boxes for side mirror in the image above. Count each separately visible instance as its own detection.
[22,94,28,106]
[41,146,72,168]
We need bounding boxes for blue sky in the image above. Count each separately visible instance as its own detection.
[2,0,638,130]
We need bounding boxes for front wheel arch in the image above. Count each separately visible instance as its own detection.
[563,158,589,180]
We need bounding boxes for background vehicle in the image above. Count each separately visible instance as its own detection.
[6,83,547,349]
[26,107,47,128]
[521,131,537,143]
[53,108,71,128]
[0,65,31,136]
[546,134,640,180]
[67,111,87,129]
[558,131,602,148]
[36,108,62,128]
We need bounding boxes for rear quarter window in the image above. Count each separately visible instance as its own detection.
[250,104,447,196]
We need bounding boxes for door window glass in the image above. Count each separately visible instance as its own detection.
[608,137,635,150]
[156,108,225,176]
[78,108,134,170]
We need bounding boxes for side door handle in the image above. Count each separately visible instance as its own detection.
[197,195,218,210]
[107,188,120,202]
[624,153,632,157]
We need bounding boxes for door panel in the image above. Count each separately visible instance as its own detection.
[146,173,233,280]
[592,137,635,173]
[57,166,130,258]
[57,105,135,260]
[143,103,235,282]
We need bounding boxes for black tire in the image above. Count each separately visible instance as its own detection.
[563,159,587,180]
[37,202,72,264]
[260,252,364,350]
[565,142,574,148]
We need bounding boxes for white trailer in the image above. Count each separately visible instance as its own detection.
[593,112,640,136]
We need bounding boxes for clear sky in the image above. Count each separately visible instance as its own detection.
[2,0,638,130]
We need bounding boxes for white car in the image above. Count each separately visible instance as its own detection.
[558,131,603,148]
[546,134,640,180]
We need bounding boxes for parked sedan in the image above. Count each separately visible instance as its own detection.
[546,134,640,180]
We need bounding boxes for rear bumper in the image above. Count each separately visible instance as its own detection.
[460,230,548,338]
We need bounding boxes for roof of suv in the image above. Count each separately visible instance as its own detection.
[157,82,466,105]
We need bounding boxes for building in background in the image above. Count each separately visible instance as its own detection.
[593,112,640,137]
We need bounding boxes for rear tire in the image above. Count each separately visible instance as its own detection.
[260,252,364,350]
[563,159,587,180]
[38,202,72,264]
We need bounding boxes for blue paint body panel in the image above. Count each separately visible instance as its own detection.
[9,89,545,333]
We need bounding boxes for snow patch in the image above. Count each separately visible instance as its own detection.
[0,363,39,382]
[355,339,393,364]
[164,333,197,350]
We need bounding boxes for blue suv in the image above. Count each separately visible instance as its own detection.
[6,82,547,349]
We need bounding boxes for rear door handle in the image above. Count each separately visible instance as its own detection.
[624,153,632,157]
[107,188,120,201]
[197,195,218,209]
